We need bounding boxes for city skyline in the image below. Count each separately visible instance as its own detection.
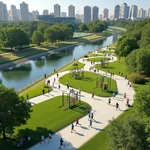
[3,0,150,15]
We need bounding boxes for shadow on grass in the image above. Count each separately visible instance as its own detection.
[0,127,53,150]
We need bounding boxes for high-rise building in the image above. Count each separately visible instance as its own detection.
[84,6,91,22]
[43,9,49,15]
[99,14,102,20]
[54,4,61,17]
[130,5,138,19]
[120,3,129,19]
[92,6,99,21]
[68,5,75,17]
[16,9,21,20]
[10,5,18,21]
[20,2,29,21]
[146,8,150,17]
[61,12,67,17]
[114,5,120,19]
[103,8,109,20]
[0,2,8,21]
[138,8,146,18]
[32,10,39,20]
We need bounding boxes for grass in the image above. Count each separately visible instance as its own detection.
[0,43,71,65]
[88,53,103,57]
[95,57,129,77]
[108,26,126,32]
[88,57,110,62]
[59,71,118,97]
[63,62,85,71]
[79,105,134,150]
[0,96,90,150]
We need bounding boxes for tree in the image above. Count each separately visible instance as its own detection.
[15,28,30,49]
[32,30,44,45]
[116,36,138,57]
[107,116,149,150]
[79,24,88,31]
[126,45,150,75]
[0,85,31,140]
[135,83,150,117]
[44,27,57,44]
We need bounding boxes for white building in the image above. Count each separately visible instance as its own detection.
[138,8,146,18]
[103,8,109,20]
[68,5,75,17]
[43,9,49,15]
[10,5,19,21]
[120,3,129,19]
[84,6,91,22]
[130,5,138,20]
[32,10,39,20]
[146,8,150,17]
[54,4,61,17]
[20,2,29,21]
[0,2,8,21]
[92,6,99,21]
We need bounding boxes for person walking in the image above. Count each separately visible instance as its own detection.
[48,133,52,143]
[76,119,81,126]
[58,84,61,90]
[89,119,92,128]
[116,102,119,111]
[71,123,75,133]
[92,92,94,98]
[108,98,111,105]
[54,78,55,82]
[42,89,45,95]
[124,93,126,99]
[59,138,65,149]
[57,73,59,78]
[40,135,45,144]
[91,113,94,120]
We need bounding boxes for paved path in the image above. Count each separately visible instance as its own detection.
[28,54,135,150]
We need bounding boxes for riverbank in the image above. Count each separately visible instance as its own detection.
[108,26,126,31]
[0,34,107,70]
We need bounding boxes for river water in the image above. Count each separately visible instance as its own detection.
[0,32,122,91]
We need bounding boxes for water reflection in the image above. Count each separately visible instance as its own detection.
[1,63,32,81]
[0,33,123,90]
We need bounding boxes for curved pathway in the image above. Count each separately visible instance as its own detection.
[28,53,135,150]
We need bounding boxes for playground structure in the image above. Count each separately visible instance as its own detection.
[69,68,84,80]
[62,89,81,109]
[96,75,111,91]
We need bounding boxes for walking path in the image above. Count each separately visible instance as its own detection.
[28,54,135,150]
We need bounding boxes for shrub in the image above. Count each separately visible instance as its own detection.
[130,74,147,84]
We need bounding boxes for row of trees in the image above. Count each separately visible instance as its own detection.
[79,20,108,33]
[32,24,74,45]
[107,84,150,150]
[115,18,150,76]
[0,28,29,50]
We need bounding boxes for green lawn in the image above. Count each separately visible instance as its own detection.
[0,96,90,150]
[88,53,103,57]
[79,105,134,150]
[88,57,110,62]
[19,80,52,99]
[95,57,129,77]
[63,62,85,71]
[59,71,118,97]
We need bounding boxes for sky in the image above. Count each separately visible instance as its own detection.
[3,0,150,16]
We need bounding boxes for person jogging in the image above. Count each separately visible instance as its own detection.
[71,123,75,133]
[59,138,65,149]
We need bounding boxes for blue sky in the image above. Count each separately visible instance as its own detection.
[3,0,150,15]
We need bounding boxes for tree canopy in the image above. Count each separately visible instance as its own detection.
[0,85,31,140]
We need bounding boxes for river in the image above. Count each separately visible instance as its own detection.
[0,32,122,91]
